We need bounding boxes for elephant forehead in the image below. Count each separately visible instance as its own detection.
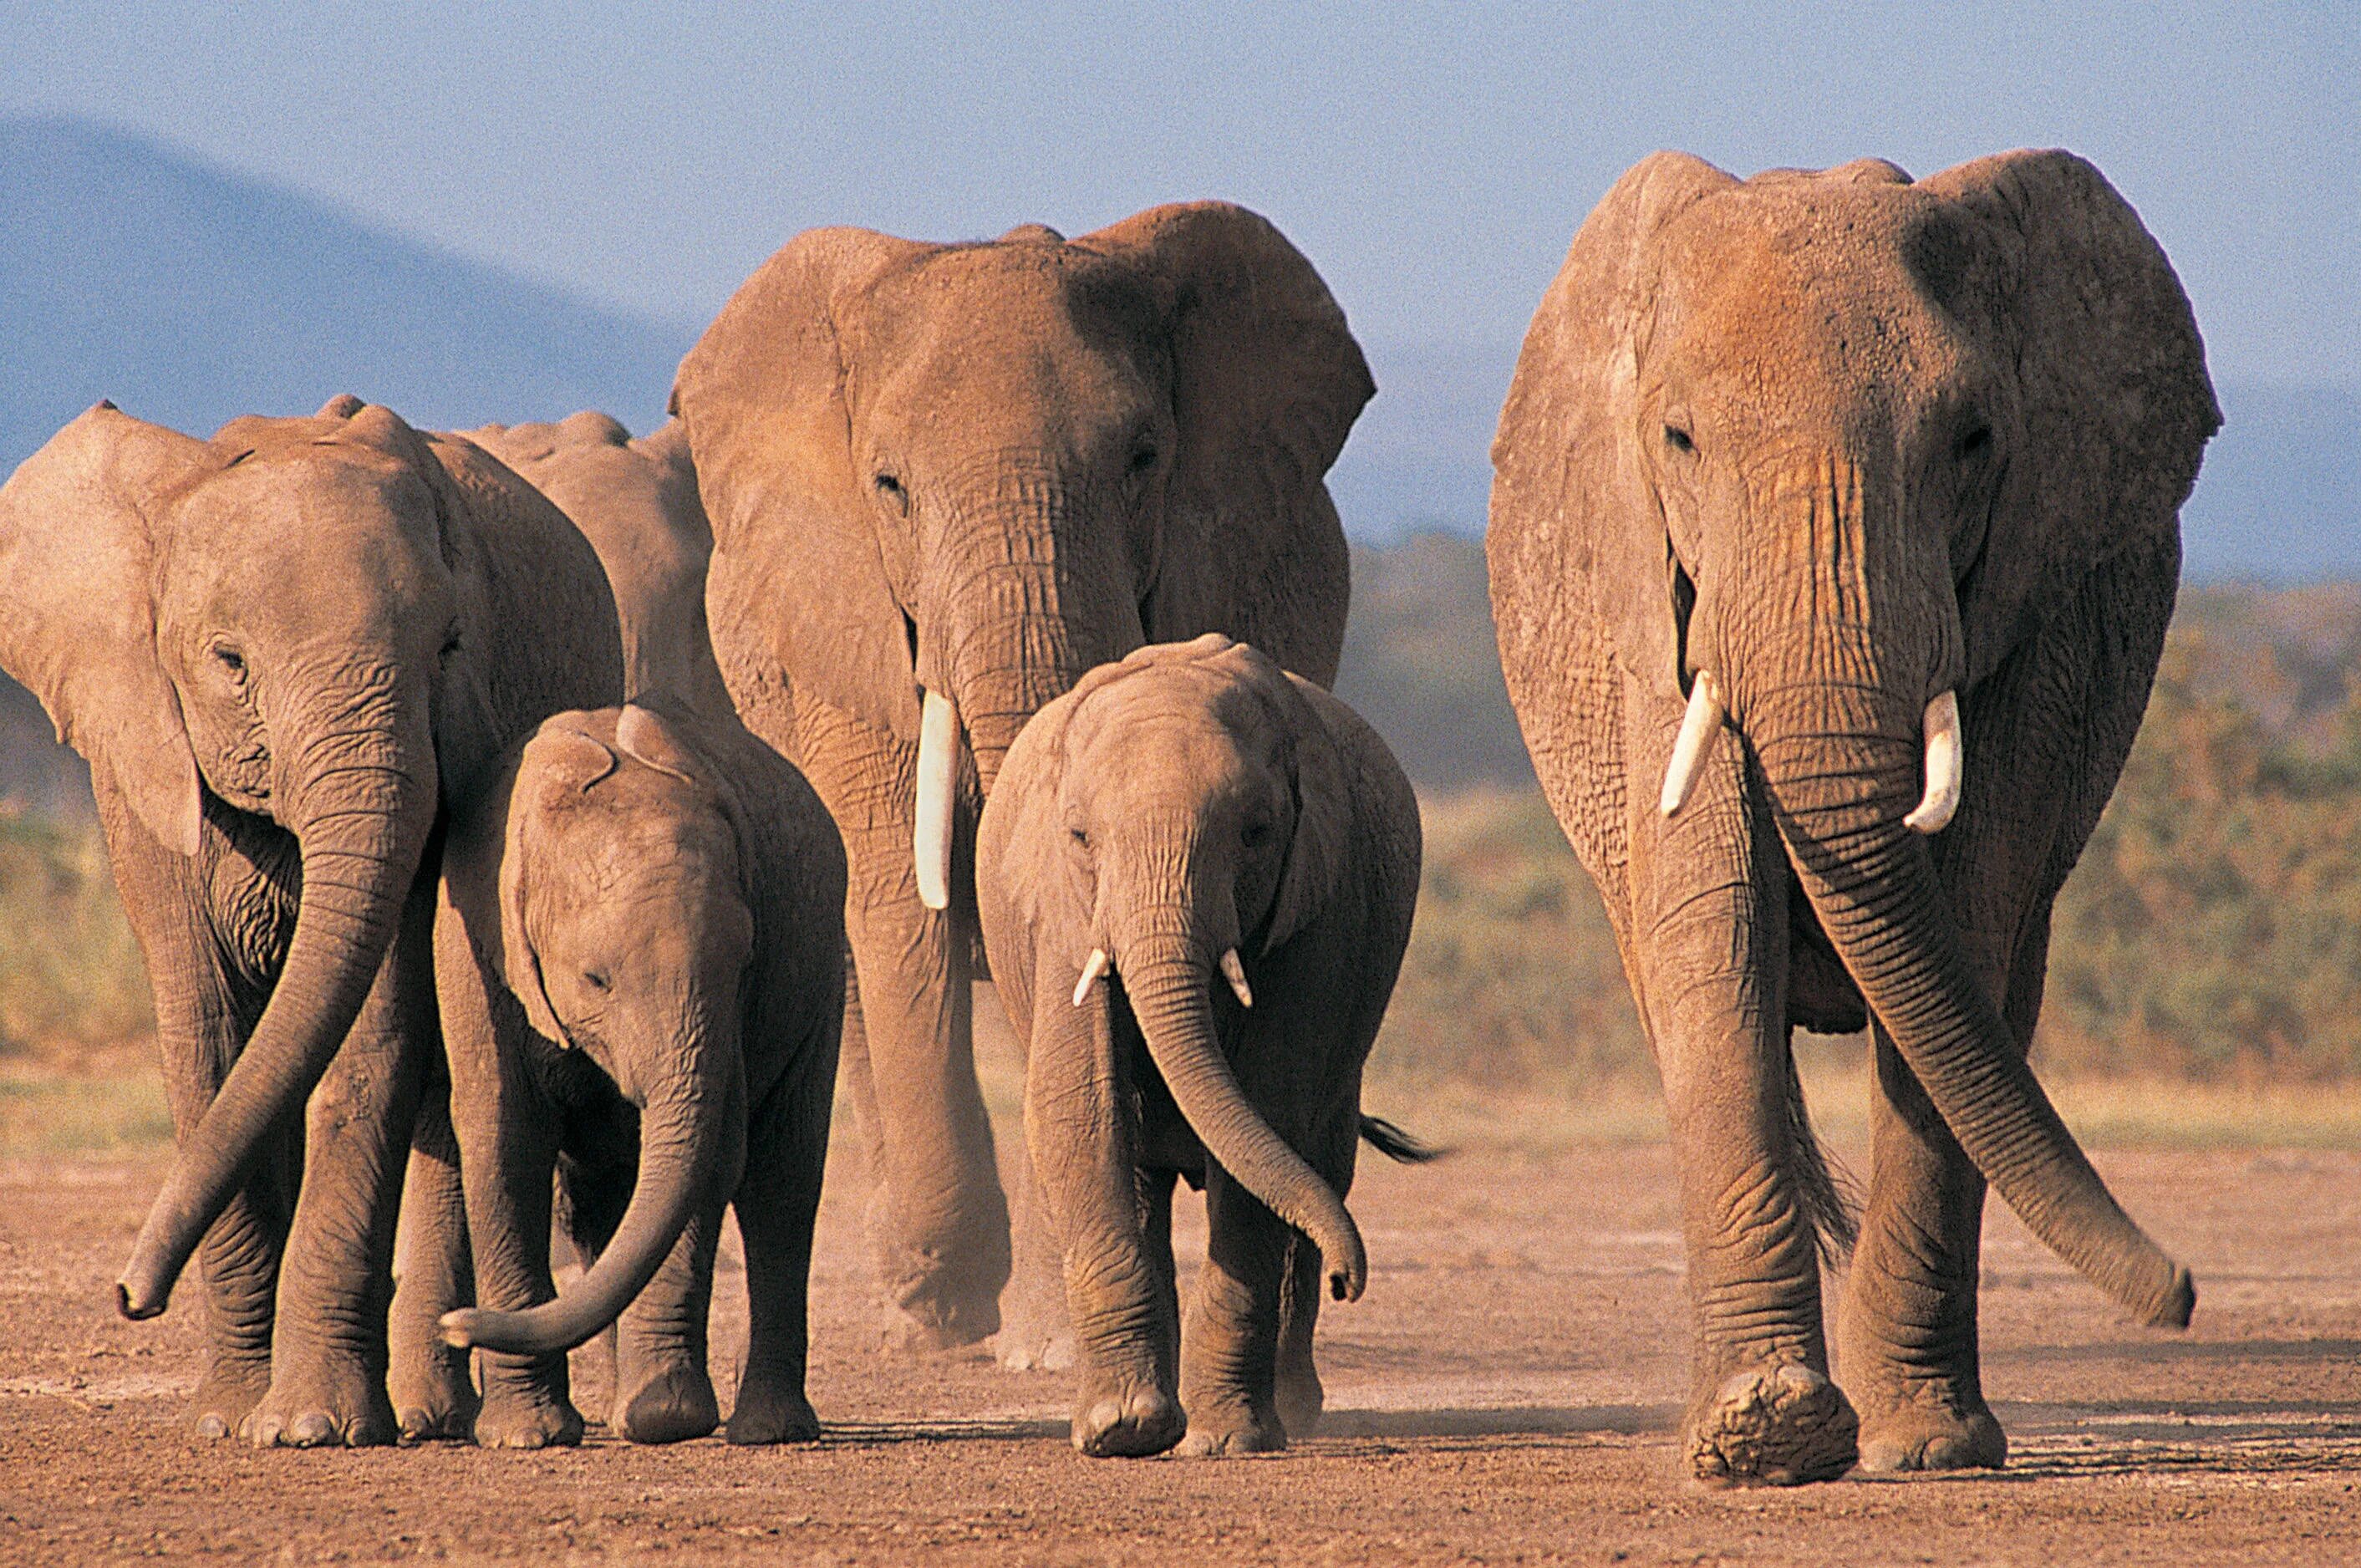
[163,452,444,613]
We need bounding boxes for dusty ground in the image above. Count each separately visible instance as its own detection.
[4,1126,2360,1565]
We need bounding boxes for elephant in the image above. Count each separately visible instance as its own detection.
[430,698,844,1448]
[1487,150,2218,1484]
[671,202,1374,1357]
[464,413,735,718]
[0,395,624,1445]
[974,634,1427,1457]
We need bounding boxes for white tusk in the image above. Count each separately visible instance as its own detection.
[913,688,959,910]
[1658,671,1727,817]
[1219,948,1254,1009]
[1071,948,1110,1007]
[1904,690,1962,835]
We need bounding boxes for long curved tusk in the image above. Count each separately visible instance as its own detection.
[1071,948,1111,1007]
[1658,671,1727,818]
[913,688,959,910]
[1904,689,1962,835]
[1219,948,1254,1009]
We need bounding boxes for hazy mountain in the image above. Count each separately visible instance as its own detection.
[1,116,692,469]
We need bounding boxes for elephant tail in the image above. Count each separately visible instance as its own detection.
[1784,1049,1860,1265]
[1358,1116,1443,1164]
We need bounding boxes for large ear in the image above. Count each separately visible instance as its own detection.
[1919,150,2219,685]
[1080,204,1373,687]
[1488,153,1736,712]
[0,403,208,855]
[498,724,618,1049]
[671,227,934,741]
[1264,668,1351,954]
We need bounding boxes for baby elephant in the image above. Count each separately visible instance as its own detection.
[432,700,845,1446]
[977,634,1426,1458]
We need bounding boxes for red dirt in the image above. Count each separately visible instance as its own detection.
[5,1133,2360,1565]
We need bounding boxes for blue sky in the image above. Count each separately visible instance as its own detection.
[3,3,2353,384]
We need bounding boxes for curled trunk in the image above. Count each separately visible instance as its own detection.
[118,722,437,1320]
[1119,930,1366,1301]
[440,1089,735,1356]
[1746,680,2191,1326]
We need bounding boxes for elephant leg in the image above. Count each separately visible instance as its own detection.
[1626,684,1855,1487]
[245,870,440,1449]
[387,1051,477,1442]
[1178,1163,1291,1457]
[996,1117,1079,1373]
[607,1187,725,1444]
[842,859,1009,1352]
[452,1107,580,1448]
[1274,1109,1360,1440]
[729,1071,831,1445]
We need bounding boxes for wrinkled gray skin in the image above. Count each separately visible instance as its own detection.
[1488,151,2218,1484]
[466,414,734,719]
[429,699,844,1448]
[674,204,1372,1359]
[0,395,623,1447]
[976,636,1421,1457]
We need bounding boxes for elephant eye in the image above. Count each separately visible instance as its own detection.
[1662,423,1696,456]
[1242,818,1272,848]
[1956,424,1992,460]
[1128,444,1159,475]
[873,471,909,513]
[1068,825,1091,850]
[583,968,612,993]
[212,644,248,681]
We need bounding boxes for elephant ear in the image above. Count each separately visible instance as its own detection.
[1080,203,1373,687]
[671,227,934,741]
[0,403,209,855]
[1488,152,1737,713]
[1264,665,1353,955]
[501,721,621,1049]
[1920,150,2219,685]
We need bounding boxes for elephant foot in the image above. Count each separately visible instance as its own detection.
[1178,1399,1287,1458]
[1684,1362,1859,1487]
[878,1300,997,1360]
[1275,1358,1325,1439]
[239,1351,399,1449]
[475,1387,584,1450]
[991,1318,1077,1373]
[614,1361,720,1445]
[390,1342,479,1443]
[188,1354,271,1440]
[1856,1397,2007,1474]
[1071,1381,1185,1458]
[726,1375,820,1446]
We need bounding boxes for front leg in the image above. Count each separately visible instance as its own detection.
[244,867,440,1449]
[799,702,1008,1351]
[1025,982,1183,1457]
[730,1062,833,1444]
[1178,1164,1292,1456]
[387,1054,477,1441]
[1625,677,1855,1486]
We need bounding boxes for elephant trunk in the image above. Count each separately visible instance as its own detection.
[1738,630,2191,1327]
[1115,915,1366,1303]
[441,1069,741,1357]
[118,706,439,1319]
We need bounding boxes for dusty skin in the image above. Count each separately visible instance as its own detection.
[6,1094,2360,1568]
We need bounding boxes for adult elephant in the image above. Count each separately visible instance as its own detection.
[672,204,1372,1352]
[0,395,623,1445]
[1488,151,2216,1484]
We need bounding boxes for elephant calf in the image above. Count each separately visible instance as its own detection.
[431,699,845,1447]
[977,635,1427,1458]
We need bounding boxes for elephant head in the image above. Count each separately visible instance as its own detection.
[1489,152,2217,1324]
[672,203,1371,908]
[983,634,1365,1300]
[0,395,620,1317]
[439,703,756,1356]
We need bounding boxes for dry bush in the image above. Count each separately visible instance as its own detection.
[0,807,151,1061]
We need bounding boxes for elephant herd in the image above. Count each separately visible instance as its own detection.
[0,146,2216,1487]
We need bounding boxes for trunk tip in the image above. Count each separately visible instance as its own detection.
[2140,1266,2196,1331]
[437,1309,481,1349]
[115,1278,165,1322]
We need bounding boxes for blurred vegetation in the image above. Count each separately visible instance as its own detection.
[0,807,152,1059]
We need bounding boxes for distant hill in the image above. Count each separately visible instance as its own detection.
[0,116,692,470]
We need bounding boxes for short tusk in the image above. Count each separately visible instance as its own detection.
[1219,948,1254,1009]
[913,688,959,910]
[1904,690,1962,835]
[1658,671,1727,817]
[1071,948,1110,1007]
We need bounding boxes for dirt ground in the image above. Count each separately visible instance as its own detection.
[4,1126,2361,1565]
